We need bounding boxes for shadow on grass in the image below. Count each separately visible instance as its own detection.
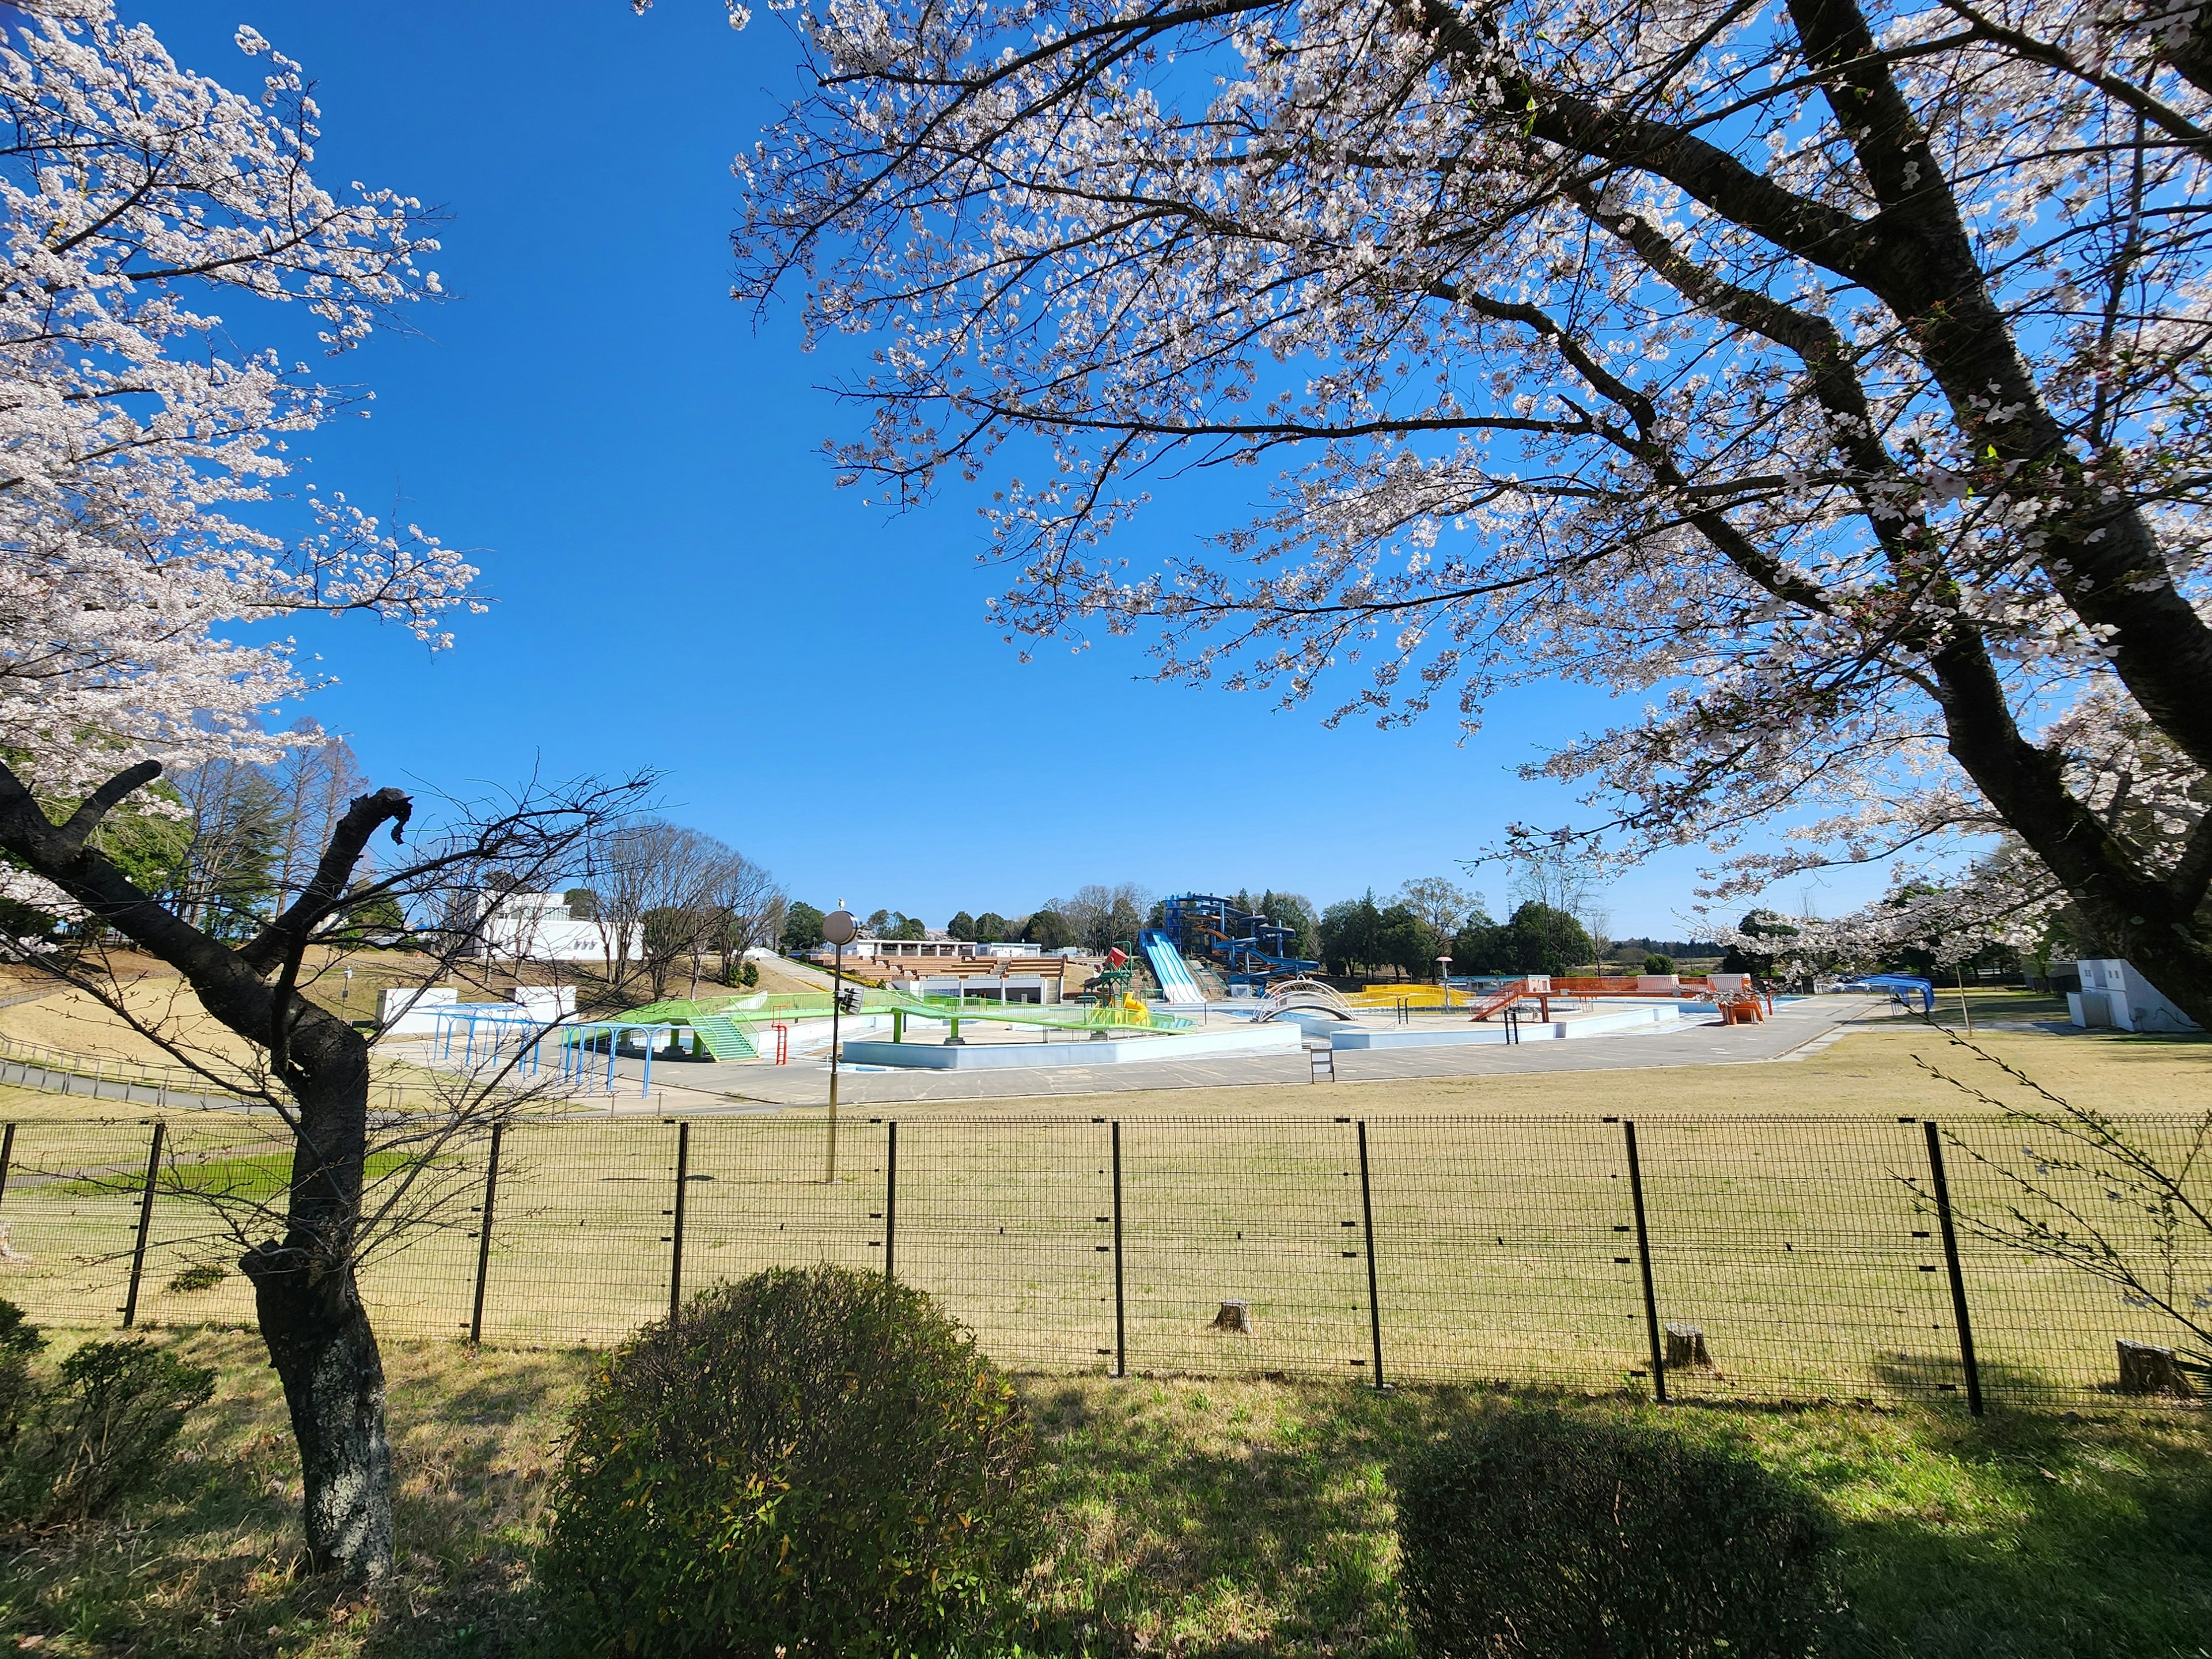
[1018,1376,1494,1657]
[1817,1408,2212,1659]
[1017,1374,2212,1659]
[4,1340,2206,1659]
[0,1328,591,1659]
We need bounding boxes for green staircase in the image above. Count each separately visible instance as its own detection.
[690,1012,759,1061]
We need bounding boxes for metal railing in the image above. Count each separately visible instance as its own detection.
[0,1030,250,1106]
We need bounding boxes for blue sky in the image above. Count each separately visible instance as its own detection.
[134,1,1884,938]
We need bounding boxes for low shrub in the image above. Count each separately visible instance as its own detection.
[0,1338,215,1529]
[1395,1408,1840,1658]
[541,1264,1033,1658]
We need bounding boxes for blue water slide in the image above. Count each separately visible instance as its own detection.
[1139,929,1209,1005]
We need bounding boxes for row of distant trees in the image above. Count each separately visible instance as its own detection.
[541,820,785,1004]
[776,882,1157,957]
[775,863,1715,982]
[0,719,412,949]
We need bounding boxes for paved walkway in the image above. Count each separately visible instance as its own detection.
[539,995,1888,1115]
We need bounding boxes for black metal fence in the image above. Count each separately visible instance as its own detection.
[0,1111,2204,1408]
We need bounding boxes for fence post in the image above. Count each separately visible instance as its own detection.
[668,1122,691,1325]
[468,1122,506,1344]
[1921,1120,1985,1416]
[884,1120,898,1282]
[1357,1120,1385,1389]
[122,1120,165,1330]
[1622,1120,1668,1403]
[1111,1120,1126,1378]
[0,1123,13,1211]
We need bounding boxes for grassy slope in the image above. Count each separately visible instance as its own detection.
[0,1330,2206,1658]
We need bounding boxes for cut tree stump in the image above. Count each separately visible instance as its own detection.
[1213,1300,1252,1334]
[2117,1338,2195,1396]
[1664,1322,1713,1370]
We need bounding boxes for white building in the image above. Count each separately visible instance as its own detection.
[805,929,969,963]
[466,891,635,964]
[2068,959,2200,1032]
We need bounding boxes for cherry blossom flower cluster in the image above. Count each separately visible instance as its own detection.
[0,3,475,800]
[725,0,2212,1014]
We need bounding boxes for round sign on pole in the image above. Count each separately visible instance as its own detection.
[821,908,858,948]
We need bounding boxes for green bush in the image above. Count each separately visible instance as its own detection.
[541,1264,1034,1658]
[1395,1409,1839,1658]
[1643,952,1675,975]
[0,1337,214,1528]
[0,1298,46,1449]
[166,1260,227,1294]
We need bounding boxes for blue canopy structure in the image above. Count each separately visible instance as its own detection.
[557,1020,684,1097]
[1851,974,1935,1012]
[429,1004,555,1074]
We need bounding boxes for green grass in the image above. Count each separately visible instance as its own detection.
[0,1330,2206,1657]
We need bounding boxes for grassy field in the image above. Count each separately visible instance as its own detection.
[0,1012,2205,1406]
[0,1328,2205,1658]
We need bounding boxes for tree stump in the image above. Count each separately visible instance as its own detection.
[1213,1300,1252,1334]
[2117,1339,2194,1396]
[1664,1322,1713,1370]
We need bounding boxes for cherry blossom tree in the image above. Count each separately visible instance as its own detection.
[0,760,646,1578]
[721,0,2212,1022]
[0,3,474,800]
[0,2,483,1577]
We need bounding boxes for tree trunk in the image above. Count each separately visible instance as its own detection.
[0,766,429,1582]
[243,1241,395,1577]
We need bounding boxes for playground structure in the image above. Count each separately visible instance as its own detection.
[1452,974,1775,1024]
[1252,978,1358,1022]
[1160,894,1320,987]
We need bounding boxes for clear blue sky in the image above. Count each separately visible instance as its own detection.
[135,1,1884,938]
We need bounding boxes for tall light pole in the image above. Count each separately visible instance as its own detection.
[820,905,858,1183]
[1436,955,1452,1012]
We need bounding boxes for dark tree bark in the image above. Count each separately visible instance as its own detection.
[0,759,408,1578]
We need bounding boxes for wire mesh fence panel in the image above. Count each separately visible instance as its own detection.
[129,1117,298,1332]
[1361,1116,1645,1388]
[889,1116,1110,1373]
[675,1118,885,1294]
[464,1122,680,1346]
[1628,1117,1964,1403]
[0,1119,164,1327]
[1934,1112,2212,1403]
[0,1109,2207,1408]
[1117,1118,1372,1380]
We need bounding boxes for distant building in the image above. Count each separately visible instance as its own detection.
[804,928,968,964]
[798,931,1087,1002]
[464,891,634,964]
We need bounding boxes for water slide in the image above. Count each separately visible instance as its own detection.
[1139,929,1209,1005]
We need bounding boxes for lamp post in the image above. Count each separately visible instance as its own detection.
[1436,955,1452,1012]
[821,905,858,1183]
